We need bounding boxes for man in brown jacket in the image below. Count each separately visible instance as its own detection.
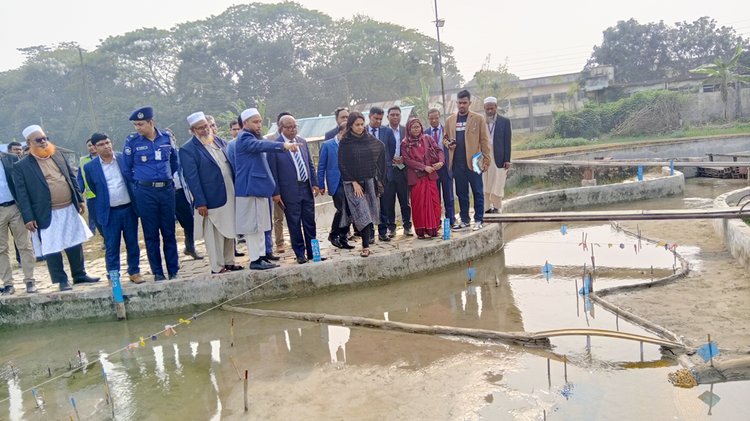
[443,89,491,231]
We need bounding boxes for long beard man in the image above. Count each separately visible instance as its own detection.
[197,133,214,145]
[29,141,57,159]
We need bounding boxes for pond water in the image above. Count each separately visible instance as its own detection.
[0,178,748,420]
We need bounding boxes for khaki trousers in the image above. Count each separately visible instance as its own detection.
[273,202,285,247]
[0,204,35,286]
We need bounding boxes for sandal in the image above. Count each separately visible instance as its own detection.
[360,248,371,258]
[211,267,229,274]
[224,264,244,271]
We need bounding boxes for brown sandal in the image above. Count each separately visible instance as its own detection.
[212,267,229,274]
[360,248,371,258]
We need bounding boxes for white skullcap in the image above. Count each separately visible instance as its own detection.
[22,125,43,139]
[483,96,498,105]
[240,108,260,122]
[186,111,206,127]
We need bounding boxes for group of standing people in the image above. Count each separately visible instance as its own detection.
[0,88,511,294]
[316,89,512,256]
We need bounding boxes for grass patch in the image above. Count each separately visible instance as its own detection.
[516,137,590,151]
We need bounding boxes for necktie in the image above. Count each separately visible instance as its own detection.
[291,143,308,182]
[432,127,439,142]
[371,127,377,137]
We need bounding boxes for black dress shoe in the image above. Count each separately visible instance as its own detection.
[73,275,101,284]
[1,285,15,295]
[339,239,355,249]
[154,274,166,282]
[184,249,204,260]
[264,253,281,261]
[234,250,245,257]
[249,260,275,270]
[307,256,327,262]
[296,256,308,264]
[378,235,391,242]
[59,282,72,291]
[224,264,244,271]
[330,238,344,249]
[168,273,179,280]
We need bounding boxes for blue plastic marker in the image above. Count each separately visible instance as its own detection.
[311,239,321,262]
[670,160,674,176]
[443,218,450,240]
[637,165,644,181]
[109,271,124,303]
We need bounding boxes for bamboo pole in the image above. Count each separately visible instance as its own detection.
[222,306,551,348]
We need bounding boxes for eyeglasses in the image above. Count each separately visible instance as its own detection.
[193,124,210,131]
[33,136,49,143]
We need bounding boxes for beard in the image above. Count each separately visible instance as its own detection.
[197,133,214,145]
[29,142,56,159]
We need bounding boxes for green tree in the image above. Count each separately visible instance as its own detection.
[469,58,519,109]
[690,46,750,121]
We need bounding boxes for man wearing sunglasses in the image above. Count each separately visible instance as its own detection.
[14,125,100,291]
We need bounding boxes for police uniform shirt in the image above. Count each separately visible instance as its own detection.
[123,128,178,182]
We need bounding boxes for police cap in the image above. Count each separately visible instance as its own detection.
[129,106,154,121]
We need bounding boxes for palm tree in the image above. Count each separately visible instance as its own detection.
[690,46,750,121]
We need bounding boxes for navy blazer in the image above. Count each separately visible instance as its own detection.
[369,125,397,181]
[267,135,318,200]
[83,153,136,226]
[179,135,233,210]
[324,127,339,142]
[317,137,341,196]
[13,151,83,230]
[232,129,287,198]
[491,115,512,166]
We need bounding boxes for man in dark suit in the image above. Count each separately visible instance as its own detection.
[385,105,412,237]
[482,97,512,213]
[14,125,100,291]
[0,151,36,295]
[367,107,396,242]
[323,107,349,141]
[426,108,456,227]
[83,133,143,284]
[268,115,324,264]
[179,112,240,274]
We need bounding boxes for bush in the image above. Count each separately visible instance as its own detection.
[551,90,685,139]
[516,137,590,150]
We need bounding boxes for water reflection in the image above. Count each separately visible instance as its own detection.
[325,325,351,363]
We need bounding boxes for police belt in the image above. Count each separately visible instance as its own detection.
[137,180,174,188]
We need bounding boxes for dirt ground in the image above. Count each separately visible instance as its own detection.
[607,217,750,356]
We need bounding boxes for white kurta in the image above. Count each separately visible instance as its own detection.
[482,117,508,202]
[236,196,271,261]
[31,203,93,257]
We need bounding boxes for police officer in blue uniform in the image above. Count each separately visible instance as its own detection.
[122,106,180,281]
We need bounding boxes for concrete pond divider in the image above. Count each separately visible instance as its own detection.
[713,186,750,270]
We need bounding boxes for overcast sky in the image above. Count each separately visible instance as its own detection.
[2,0,748,80]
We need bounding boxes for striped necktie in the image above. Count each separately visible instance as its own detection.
[291,143,308,182]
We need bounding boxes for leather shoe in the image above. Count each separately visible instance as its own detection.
[59,282,72,291]
[296,256,308,264]
[73,275,101,284]
[1,285,15,295]
[26,282,38,293]
[307,256,327,262]
[234,250,246,257]
[168,273,179,280]
[154,274,167,282]
[330,237,345,249]
[339,239,354,249]
[265,253,281,261]
[378,235,391,242]
[249,260,275,270]
[224,264,244,271]
[129,274,145,284]
[184,249,204,260]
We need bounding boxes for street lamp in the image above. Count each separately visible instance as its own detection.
[434,0,447,118]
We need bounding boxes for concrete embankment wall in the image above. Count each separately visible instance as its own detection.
[503,168,684,213]
[713,187,750,270]
[0,223,504,326]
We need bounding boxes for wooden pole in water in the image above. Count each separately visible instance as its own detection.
[640,341,644,362]
[546,358,551,389]
[616,311,619,332]
[563,355,568,383]
[243,370,249,412]
[70,397,81,421]
[230,317,235,347]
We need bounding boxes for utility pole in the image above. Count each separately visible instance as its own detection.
[434,0,447,118]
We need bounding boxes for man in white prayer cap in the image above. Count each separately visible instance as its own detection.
[230,109,298,270]
[14,125,100,291]
[483,96,512,213]
[179,112,240,274]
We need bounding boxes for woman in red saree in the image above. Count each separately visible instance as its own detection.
[401,118,445,239]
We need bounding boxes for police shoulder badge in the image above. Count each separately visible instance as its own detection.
[124,146,132,155]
